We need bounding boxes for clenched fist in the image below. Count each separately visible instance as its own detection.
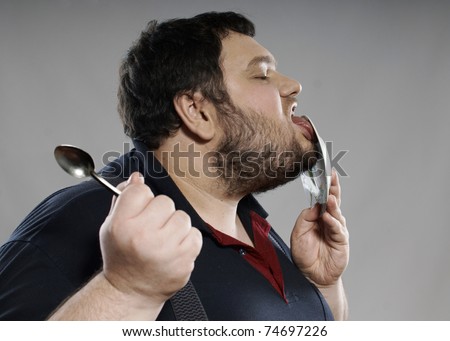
[99,172,203,308]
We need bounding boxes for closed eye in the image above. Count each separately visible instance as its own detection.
[255,75,268,80]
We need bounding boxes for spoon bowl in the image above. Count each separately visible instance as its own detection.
[54,144,121,196]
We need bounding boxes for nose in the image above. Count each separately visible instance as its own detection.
[278,74,302,98]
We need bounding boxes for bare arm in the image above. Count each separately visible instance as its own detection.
[313,278,348,321]
[48,272,163,320]
[49,172,202,320]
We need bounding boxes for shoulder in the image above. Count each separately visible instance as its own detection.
[5,180,119,285]
[10,180,114,242]
[0,180,113,321]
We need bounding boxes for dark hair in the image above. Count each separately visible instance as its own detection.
[117,11,255,150]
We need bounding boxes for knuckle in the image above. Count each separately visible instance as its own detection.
[165,211,192,234]
[116,180,128,191]
[191,226,202,238]
[108,216,128,238]
[178,228,203,258]
[127,232,144,253]
[153,194,176,212]
[172,210,191,226]
[123,183,152,200]
[189,228,203,250]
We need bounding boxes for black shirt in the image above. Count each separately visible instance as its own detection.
[0,140,333,320]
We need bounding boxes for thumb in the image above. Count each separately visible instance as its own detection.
[121,172,144,190]
[108,172,144,213]
[297,203,321,224]
[292,204,321,239]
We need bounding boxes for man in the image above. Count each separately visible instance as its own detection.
[0,11,349,320]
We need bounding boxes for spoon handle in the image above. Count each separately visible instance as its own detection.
[90,172,122,196]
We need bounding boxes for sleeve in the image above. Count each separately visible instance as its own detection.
[0,240,77,320]
[0,182,111,321]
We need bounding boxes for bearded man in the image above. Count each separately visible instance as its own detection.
[0,11,349,321]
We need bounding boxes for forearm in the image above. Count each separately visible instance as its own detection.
[48,272,163,320]
[314,278,348,321]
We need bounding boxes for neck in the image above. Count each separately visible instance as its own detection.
[154,140,253,246]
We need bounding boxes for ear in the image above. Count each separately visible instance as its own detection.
[173,92,216,141]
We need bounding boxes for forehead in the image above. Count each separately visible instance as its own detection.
[220,31,276,73]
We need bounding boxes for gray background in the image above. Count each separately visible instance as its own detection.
[1,0,449,320]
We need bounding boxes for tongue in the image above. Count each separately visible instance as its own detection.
[292,116,316,142]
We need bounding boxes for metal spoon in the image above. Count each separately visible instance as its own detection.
[54,144,121,196]
[299,115,331,216]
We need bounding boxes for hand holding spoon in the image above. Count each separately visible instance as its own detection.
[54,144,121,196]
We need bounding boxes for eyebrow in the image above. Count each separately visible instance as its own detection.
[246,55,277,70]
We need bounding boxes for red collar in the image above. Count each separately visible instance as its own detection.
[207,211,286,302]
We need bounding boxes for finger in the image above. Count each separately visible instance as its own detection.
[109,172,145,214]
[112,178,154,219]
[326,194,346,227]
[138,195,177,232]
[303,203,321,223]
[177,228,203,278]
[118,172,144,191]
[329,168,341,207]
[179,227,203,258]
[293,204,321,236]
[147,210,199,257]
[321,211,349,243]
[159,209,192,245]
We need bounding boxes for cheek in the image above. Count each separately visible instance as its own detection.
[244,87,282,116]
[226,77,282,116]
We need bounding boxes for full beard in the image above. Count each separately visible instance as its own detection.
[212,105,317,197]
